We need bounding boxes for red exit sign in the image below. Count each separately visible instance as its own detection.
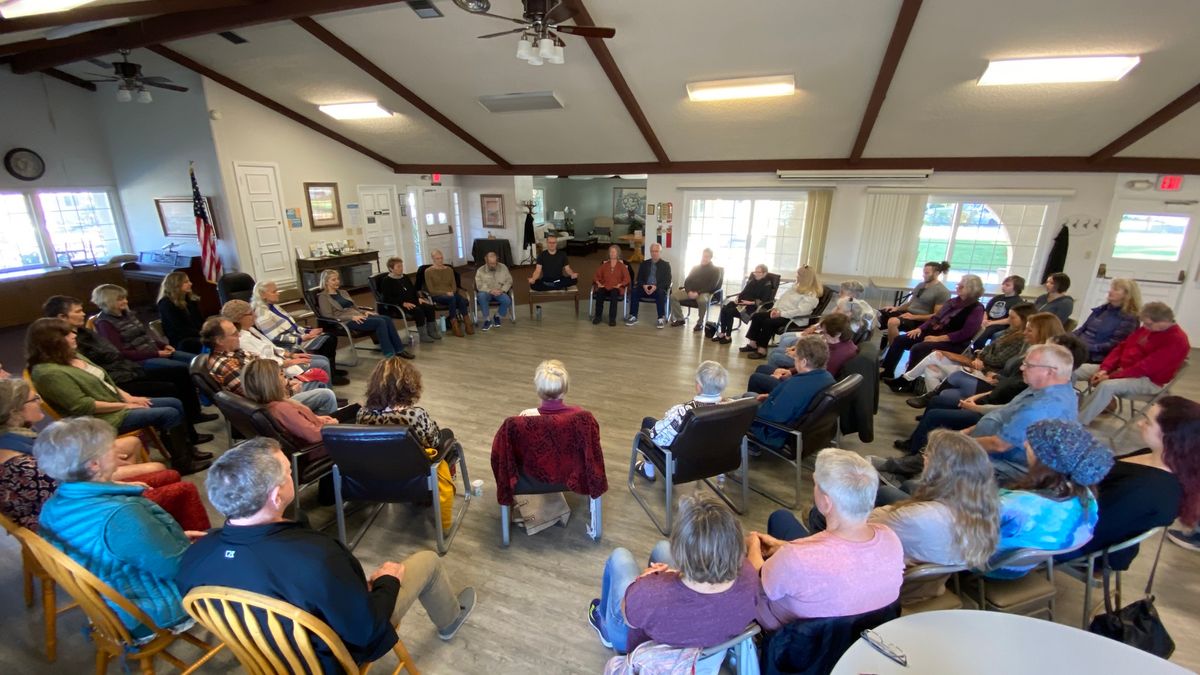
[1157,174,1184,191]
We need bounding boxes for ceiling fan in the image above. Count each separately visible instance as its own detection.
[452,0,615,65]
[85,49,189,103]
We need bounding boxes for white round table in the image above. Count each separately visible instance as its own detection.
[832,610,1190,675]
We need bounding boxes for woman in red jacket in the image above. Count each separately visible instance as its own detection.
[1077,302,1190,425]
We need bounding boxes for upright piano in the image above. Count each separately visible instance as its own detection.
[121,251,221,316]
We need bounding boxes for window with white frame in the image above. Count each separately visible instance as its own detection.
[684,193,809,297]
[914,198,1050,285]
[0,189,126,273]
[532,187,546,223]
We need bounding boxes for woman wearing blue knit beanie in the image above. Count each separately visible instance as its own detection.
[989,419,1114,577]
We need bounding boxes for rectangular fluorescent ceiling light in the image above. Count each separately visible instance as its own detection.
[318,102,395,120]
[478,91,564,113]
[777,169,933,181]
[686,75,795,102]
[978,56,1140,85]
[0,0,97,18]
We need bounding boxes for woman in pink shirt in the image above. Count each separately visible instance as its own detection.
[748,448,904,629]
[241,359,340,445]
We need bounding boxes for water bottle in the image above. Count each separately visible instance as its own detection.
[471,479,484,498]
[716,474,726,490]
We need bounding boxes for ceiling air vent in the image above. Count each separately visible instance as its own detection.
[218,31,248,44]
[478,91,564,113]
[407,0,444,18]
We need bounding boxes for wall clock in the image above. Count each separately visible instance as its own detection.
[4,147,46,181]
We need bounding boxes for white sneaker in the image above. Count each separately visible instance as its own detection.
[655,318,666,329]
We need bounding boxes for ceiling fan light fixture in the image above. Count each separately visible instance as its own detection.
[451,0,490,12]
[978,55,1140,85]
[0,0,97,19]
[537,38,555,60]
[115,86,133,103]
[548,44,565,65]
[136,88,152,104]
[686,74,795,102]
[527,51,544,66]
[516,37,533,60]
[318,101,395,120]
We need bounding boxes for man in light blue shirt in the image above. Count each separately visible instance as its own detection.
[966,343,1079,482]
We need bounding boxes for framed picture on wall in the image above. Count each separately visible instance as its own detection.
[155,196,219,238]
[613,187,647,229]
[304,182,343,229]
[481,194,505,228]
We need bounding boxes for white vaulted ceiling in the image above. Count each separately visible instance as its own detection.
[14,0,1200,170]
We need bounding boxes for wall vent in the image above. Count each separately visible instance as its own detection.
[407,0,444,18]
[218,31,248,44]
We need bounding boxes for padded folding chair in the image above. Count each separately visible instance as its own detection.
[321,425,472,555]
[695,624,761,675]
[741,374,863,509]
[217,271,256,305]
[963,543,1087,620]
[1107,359,1189,440]
[304,286,385,367]
[1058,526,1165,628]
[628,398,760,535]
[368,271,415,341]
[475,288,518,325]
[183,586,417,675]
[899,562,967,615]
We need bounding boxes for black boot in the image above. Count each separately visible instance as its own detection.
[187,425,215,446]
[163,425,211,475]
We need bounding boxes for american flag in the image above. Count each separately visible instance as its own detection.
[191,164,222,283]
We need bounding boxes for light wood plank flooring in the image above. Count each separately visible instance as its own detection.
[2,303,1198,673]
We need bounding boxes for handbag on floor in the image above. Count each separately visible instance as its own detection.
[1087,531,1174,658]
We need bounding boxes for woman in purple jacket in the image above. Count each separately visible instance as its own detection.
[881,274,986,386]
[1073,278,1140,364]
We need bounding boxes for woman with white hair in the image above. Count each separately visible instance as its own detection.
[830,280,877,336]
[750,448,904,630]
[35,418,202,639]
[880,274,987,385]
[91,284,195,373]
[251,279,344,384]
[520,359,582,416]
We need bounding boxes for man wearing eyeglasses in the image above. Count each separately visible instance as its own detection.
[890,344,1079,483]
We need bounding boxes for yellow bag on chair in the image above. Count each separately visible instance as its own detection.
[425,448,455,533]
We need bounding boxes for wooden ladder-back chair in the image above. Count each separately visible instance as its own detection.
[15,528,221,674]
[182,586,418,675]
[0,512,78,662]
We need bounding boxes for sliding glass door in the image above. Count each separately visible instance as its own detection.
[684,192,809,296]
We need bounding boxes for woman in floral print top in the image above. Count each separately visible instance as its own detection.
[356,357,458,455]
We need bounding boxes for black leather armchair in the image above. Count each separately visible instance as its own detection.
[217,272,256,305]
[744,373,863,508]
[321,425,472,555]
[629,398,760,535]
[367,272,416,340]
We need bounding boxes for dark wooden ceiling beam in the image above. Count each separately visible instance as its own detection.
[390,155,1200,176]
[569,0,670,165]
[41,67,97,91]
[849,0,923,161]
[0,0,259,35]
[293,17,511,169]
[9,0,402,73]
[148,44,399,171]
[1089,81,1200,162]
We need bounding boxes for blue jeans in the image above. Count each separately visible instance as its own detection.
[476,291,512,320]
[292,388,337,415]
[597,541,674,654]
[142,351,196,372]
[116,397,184,434]
[432,293,469,320]
[350,315,405,356]
[767,509,813,541]
[907,408,981,454]
[629,287,667,319]
[768,333,801,369]
[929,371,988,409]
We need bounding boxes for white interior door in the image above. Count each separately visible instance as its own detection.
[358,186,400,262]
[233,162,293,288]
[418,187,455,264]
[1084,199,1199,312]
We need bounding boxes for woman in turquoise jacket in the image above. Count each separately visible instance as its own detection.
[35,417,196,638]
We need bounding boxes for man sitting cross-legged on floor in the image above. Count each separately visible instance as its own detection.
[626,243,672,329]
[201,317,337,415]
[634,360,730,482]
[887,343,1079,484]
[177,439,476,673]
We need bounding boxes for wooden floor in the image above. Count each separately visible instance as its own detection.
[2,301,1199,674]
